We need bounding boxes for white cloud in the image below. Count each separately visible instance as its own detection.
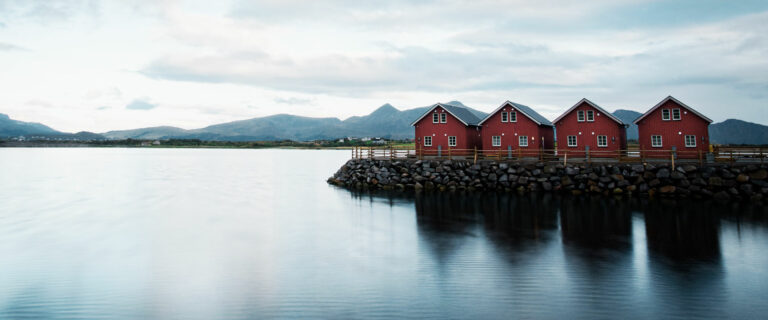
[0,0,766,133]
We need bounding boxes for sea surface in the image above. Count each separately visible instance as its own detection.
[1,148,767,319]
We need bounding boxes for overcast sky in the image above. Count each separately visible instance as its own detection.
[1,0,766,132]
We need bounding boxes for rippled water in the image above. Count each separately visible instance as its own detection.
[1,148,767,319]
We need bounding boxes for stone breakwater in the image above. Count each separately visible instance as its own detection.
[328,159,768,201]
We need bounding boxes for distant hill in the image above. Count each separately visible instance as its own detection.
[612,109,642,140]
[3,104,767,145]
[710,119,768,145]
[0,113,60,137]
[102,126,191,140]
[101,101,488,141]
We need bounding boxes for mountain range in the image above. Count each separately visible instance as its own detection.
[1,101,766,145]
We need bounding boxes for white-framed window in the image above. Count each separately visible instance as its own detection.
[662,109,670,121]
[586,110,595,122]
[567,135,577,147]
[651,135,662,147]
[448,136,456,147]
[424,136,432,146]
[685,135,696,147]
[577,110,585,122]
[672,109,681,120]
[492,136,501,147]
[519,136,528,147]
[510,111,517,122]
[432,113,439,123]
[501,112,508,122]
[597,135,608,147]
[440,113,447,123]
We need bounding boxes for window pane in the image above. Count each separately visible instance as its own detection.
[673,109,681,120]
[577,110,585,121]
[510,111,516,122]
[441,113,447,123]
[519,136,528,147]
[587,110,594,121]
[501,112,507,122]
[567,135,577,147]
[662,109,670,120]
[432,113,438,123]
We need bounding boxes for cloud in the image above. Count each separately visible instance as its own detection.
[0,42,27,51]
[0,0,100,23]
[274,97,315,105]
[96,106,111,110]
[0,22,6,28]
[125,99,157,110]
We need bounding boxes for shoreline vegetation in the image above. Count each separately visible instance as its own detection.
[0,138,416,149]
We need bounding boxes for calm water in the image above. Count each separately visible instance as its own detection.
[1,148,767,319]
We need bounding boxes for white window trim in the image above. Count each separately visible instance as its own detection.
[501,112,508,123]
[586,110,595,122]
[440,113,447,123]
[651,135,663,147]
[577,110,585,122]
[519,136,528,147]
[432,113,439,123]
[567,135,577,147]
[661,109,670,121]
[424,136,432,146]
[597,135,608,147]
[685,135,696,147]
[510,111,517,122]
[448,136,457,147]
[672,108,681,120]
[492,136,501,147]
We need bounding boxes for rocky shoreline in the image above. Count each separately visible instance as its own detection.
[328,159,768,202]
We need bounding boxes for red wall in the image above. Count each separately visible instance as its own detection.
[555,102,627,158]
[414,106,481,156]
[481,106,554,156]
[636,100,710,159]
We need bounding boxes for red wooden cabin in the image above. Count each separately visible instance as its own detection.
[634,96,712,159]
[553,98,628,158]
[478,100,554,157]
[411,103,482,157]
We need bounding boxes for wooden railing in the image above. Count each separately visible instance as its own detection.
[350,146,768,166]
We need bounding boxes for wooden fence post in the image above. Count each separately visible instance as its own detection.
[564,152,568,166]
[671,150,675,171]
[473,147,478,164]
[699,150,703,166]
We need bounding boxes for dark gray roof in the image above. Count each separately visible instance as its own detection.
[441,103,482,126]
[410,102,482,126]
[506,102,553,126]
[478,101,553,126]
[553,98,626,126]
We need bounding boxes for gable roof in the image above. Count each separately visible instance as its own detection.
[552,98,626,126]
[478,101,553,126]
[410,102,482,126]
[633,95,713,124]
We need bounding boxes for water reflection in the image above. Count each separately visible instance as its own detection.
[2,149,767,319]
[347,189,768,318]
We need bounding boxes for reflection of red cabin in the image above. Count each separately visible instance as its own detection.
[553,98,627,158]
[478,101,554,157]
[411,103,482,156]
[634,96,712,159]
